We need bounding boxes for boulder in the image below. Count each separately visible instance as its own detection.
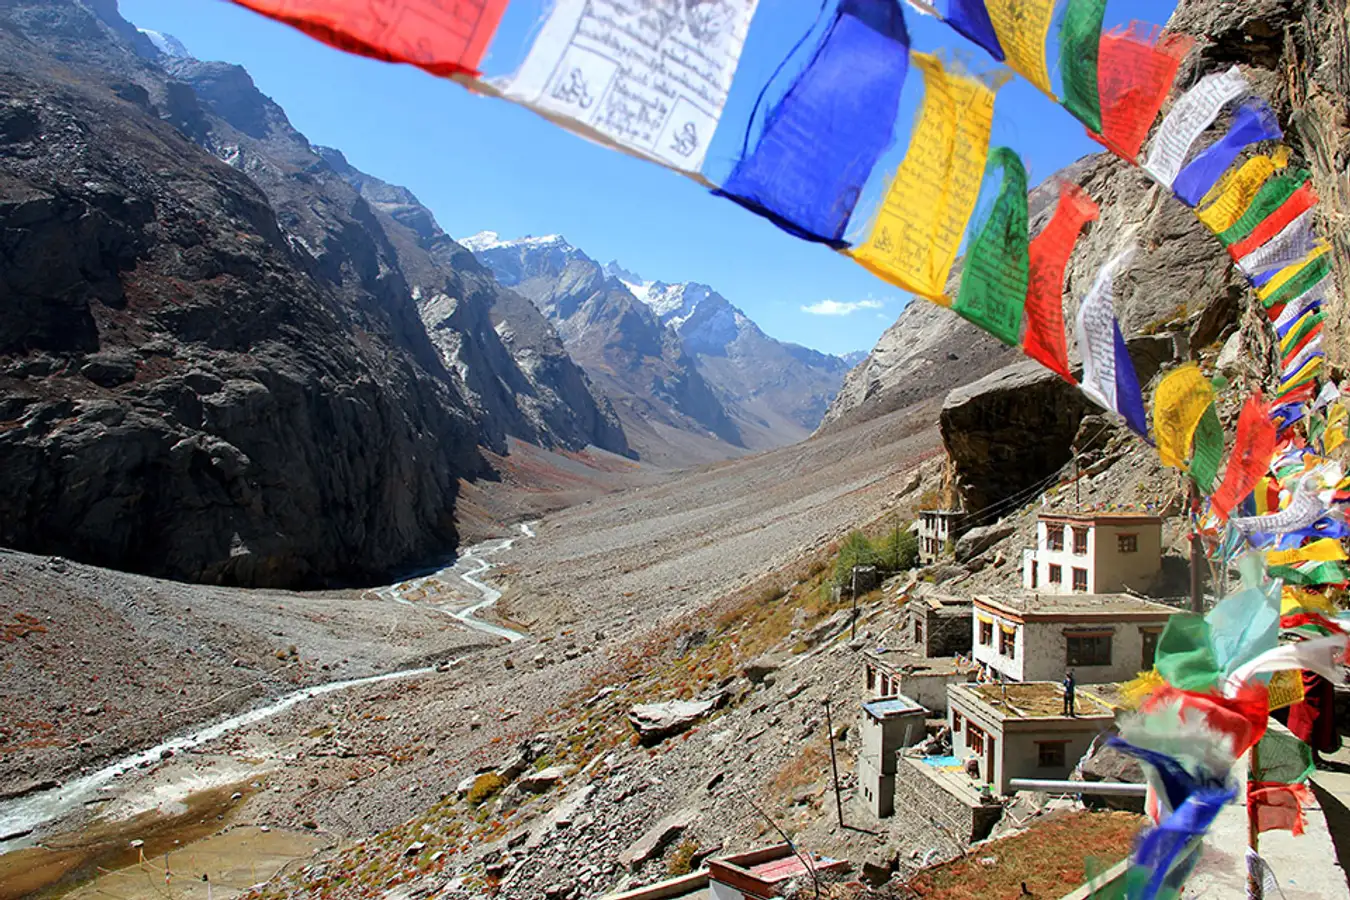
[941,360,1090,518]
[1074,742,1145,814]
[518,766,569,793]
[628,697,720,746]
[953,524,1016,563]
[741,655,781,684]
[617,809,698,872]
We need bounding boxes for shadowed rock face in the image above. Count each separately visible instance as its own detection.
[0,0,496,587]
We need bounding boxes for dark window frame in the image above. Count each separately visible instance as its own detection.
[1066,632,1112,667]
[1072,567,1088,592]
[1072,527,1089,555]
[1037,741,1068,768]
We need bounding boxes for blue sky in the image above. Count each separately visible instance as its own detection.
[120,0,1179,356]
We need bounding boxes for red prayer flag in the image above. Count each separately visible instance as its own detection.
[1249,782,1312,836]
[1211,393,1276,521]
[1282,612,1348,633]
[1089,25,1193,162]
[1228,183,1320,261]
[230,0,508,77]
[1022,182,1099,382]
[1141,684,1269,755]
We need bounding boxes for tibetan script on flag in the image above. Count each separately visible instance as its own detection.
[852,54,997,302]
[1142,66,1247,188]
[499,0,759,172]
[1154,364,1216,470]
[985,0,1057,94]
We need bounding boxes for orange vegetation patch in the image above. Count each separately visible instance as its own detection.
[2,612,47,642]
[904,810,1143,900]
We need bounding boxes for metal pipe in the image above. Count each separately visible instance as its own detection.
[1007,779,1147,796]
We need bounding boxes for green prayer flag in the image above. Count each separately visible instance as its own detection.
[1309,410,1328,445]
[1219,169,1312,246]
[1253,728,1315,785]
[1155,614,1223,692]
[953,147,1030,346]
[1270,561,1350,585]
[1264,258,1332,310]
[1059,0,1106,132]
[1189,404,1224,494]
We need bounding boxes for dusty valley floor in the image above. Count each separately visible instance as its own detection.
[0,402,946,899]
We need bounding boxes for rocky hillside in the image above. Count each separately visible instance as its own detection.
[466,233,856,465]
[0,0,626,587]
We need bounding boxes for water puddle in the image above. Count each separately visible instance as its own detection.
[0,782,324,900]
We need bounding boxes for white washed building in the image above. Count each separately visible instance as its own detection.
[1021,512,1163,595]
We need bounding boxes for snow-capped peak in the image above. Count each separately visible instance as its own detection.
[459,231,572,253]
[138,29,191,59]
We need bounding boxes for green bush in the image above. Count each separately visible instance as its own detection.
[876,525,919,572]
[834,531,879,586]
[466,773,505,806]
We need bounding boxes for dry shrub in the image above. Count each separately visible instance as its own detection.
[667,839,699,876]
[466,773,506,806]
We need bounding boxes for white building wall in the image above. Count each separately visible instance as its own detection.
[1020,621,1157,683]
[1026,519,1162,595]
[972,609,1025,682]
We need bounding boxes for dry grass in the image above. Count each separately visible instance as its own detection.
[903,811,1142,900]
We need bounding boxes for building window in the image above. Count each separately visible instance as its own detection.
[1072,567,1088,592]
[914,619,923,644]
[1067,633,1112,667]
[1046,527,1064,551]
[1029,563,1038,589]
[999,627,1015,658]
[1141,629,1161,669]
[1037,742,1068,768]
[967,724,985,755]
[1118,533,1138,553]
[952,711,963,734]
[866,665,876,691]
[979,619,994,646]
[1072,527,1089,555]
[1048,564,1062,585]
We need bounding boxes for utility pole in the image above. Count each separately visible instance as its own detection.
[1247,741,1263,899]
[1188,480,1204,614]
[1075,452,1080,508]
[823,698,845,829]
[850,566,859,640]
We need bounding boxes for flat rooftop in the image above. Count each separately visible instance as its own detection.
[864,696,925,718]
[975,593,1179,619]
[959,682,1111,719]
[1038,511,1162,525]
[864,652,978,676]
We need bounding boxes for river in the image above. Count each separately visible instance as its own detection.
[0,524,533,852]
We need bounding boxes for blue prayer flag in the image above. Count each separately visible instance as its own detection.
[715,0,910,247]
[1173,101,1283,207]
[942,0,1005,61]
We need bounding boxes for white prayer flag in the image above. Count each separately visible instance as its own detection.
[1143,66,1248,188]
[1075,249,1134,413]
[497,0,760,173]
[1237,210,1318,278]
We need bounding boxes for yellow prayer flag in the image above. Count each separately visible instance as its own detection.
[1153,364,1216,469]
[1258,243,1331,303]
[1326,404,1347,452]
[851,53,996,304]
[1281,586,1339,616]
[985,0,1056,95]
[1327,427,1347,453]
[1195,150,1289,233]
[1267,668,1306,711]
[1268,538,1348,567]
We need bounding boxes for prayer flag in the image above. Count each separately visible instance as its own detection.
[1089,25,1193,162]
[1249,782,1312,836]
[1222,172,1316,253]
[1225,633,1350,694]
[940,0,1005,61]
[498,0,760,172]
[1231,476,1327,537]
[1142,66,1247,189]
[952,147,1030,345]
[1022,182,1098,381]
[1253,729,1315,784]
[1206,582,1280,681]
[231,0,509,77]
[984,0,1057,94]
[1057,0,1106,131]
[716,0,911,247]
[1075,250,1149,436]
[1264,668,1308,711]
[1263,251,1332,312]
[1238,209,1317,280]
[1211,393,1275,522]
[852,54,997,302]
[1268,538,1348,566]
[1173,100,1283,207]
[1154,614,1222,692]
[1195,151,1289,233]
[1282,586,1339,617]
[1190,404,1225,494]
[1153,364,1215,470]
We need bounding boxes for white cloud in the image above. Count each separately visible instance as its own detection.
[801,298,885,317]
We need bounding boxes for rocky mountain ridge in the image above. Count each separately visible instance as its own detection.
[465,231,856,464]
[0,0,628,586]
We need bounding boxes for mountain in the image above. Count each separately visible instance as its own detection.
[0,0,628,587]
[466,233,855,464]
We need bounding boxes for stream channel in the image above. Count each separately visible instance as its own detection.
[0,524,533,854]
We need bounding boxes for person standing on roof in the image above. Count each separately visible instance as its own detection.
[1063,669,1076,717]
